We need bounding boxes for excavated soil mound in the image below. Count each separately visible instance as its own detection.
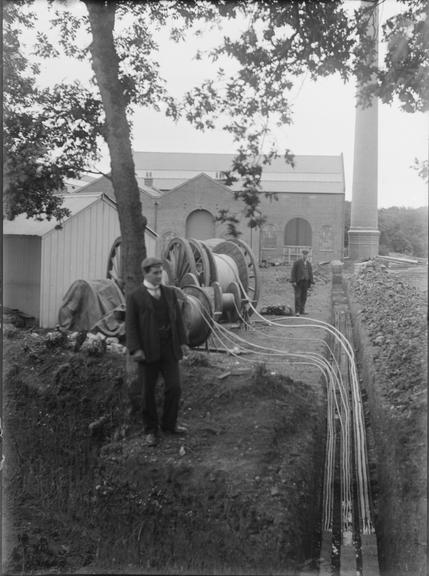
[347,262,427,576]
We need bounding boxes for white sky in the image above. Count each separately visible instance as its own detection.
[22,0,428,209]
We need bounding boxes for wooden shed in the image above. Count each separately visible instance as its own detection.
[3,193,157,328]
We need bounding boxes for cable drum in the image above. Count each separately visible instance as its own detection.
[181,285,213,347]
[197,282,223,321]
[212,240,249,292]
[102,234,262,343]
[211,253,240,291]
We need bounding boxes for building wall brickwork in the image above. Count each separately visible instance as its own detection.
[257,192,344,263]
[155,174,250,254]
[74,154,345,265]
[155,175,344,264]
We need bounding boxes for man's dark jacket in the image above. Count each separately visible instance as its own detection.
[126,285,188,363]
[290,258,314,284]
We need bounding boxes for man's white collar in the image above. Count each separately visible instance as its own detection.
[144,280,160,290]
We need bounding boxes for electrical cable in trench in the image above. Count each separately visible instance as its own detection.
[186,261,373,536]
[224,262,373,536]
[195,299,353,532]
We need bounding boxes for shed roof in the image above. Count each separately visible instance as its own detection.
[3,193,158,238]
[3,195,108,237]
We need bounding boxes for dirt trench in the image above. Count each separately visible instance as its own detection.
[4,262,425,575]
[3,304,328,574]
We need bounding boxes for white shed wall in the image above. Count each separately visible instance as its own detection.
[40,198,121,327]
[3,236,42,319]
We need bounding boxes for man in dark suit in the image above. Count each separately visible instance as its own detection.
[290,250,314,316]
[126,257,189,446]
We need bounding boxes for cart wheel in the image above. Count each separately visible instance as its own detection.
[106,236,124,288]
[189,238,211,286]
[163,237,198,287]
[230,238,260,313]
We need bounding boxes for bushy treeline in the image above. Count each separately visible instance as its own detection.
[344,202,428,258]
[378,206,428,257]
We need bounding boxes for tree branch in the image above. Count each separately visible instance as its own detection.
[83,169,113,181]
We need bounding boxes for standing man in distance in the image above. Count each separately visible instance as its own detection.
[126,257,189,446]
[290,249,314,316]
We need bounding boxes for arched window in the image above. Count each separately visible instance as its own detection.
[283,218,312,263]
[284,218,312,246]
[186,209,215,240]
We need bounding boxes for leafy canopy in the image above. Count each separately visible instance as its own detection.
[183,0,428,227]
[5,0,427,227]
[3,0,103,221]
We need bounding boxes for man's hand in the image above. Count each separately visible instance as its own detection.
[292,282,297,288]
[181,344,190,357]
[132,349,145,362]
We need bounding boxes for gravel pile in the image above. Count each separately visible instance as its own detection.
[348,261,427,411]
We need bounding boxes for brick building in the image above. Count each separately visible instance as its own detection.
[78,151,345,264]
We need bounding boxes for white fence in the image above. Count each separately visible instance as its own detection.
[282,245,312,264]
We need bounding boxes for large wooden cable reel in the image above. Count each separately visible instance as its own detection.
[201,237,260,310]
[106,235,261,345]
[162,237,197,286]
[230,237,261,310]
[163,236,260,321]
[180,284,213,347]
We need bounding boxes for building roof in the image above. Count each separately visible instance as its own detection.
[64,175,98,193]
[143,177,344,194]
[3,194,115,237]
[66,174,163,200]
[135,179,163,197]
[133,151,344,174]
[163,172,234,198]
[132,151,345,194]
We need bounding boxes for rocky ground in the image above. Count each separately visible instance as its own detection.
[2,260,427,575]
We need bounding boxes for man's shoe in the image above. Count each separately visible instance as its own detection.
[163,424,188,436]
[145,432,158,447]
[295,312,300,316]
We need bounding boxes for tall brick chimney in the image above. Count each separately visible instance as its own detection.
[348,1,380,260]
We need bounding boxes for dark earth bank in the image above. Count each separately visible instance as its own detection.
[3,334,324,575]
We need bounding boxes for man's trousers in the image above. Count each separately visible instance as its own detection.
[138,337,181,434]
[293,281,310,314]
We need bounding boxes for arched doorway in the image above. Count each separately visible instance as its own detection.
[186,209,215,240]
[283,218,312,263]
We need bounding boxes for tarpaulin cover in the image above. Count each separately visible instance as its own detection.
[58,279,125,336]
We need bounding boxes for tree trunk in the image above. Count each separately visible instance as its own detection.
[83,0,146,295]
